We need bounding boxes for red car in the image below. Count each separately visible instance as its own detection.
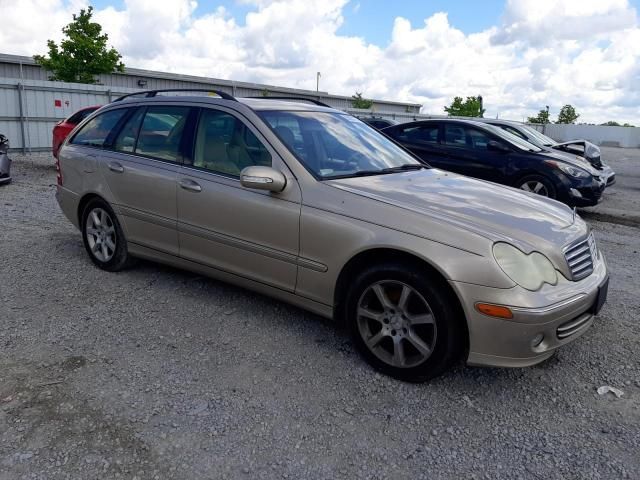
[52,105,101,158]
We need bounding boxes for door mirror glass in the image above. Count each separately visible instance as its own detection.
[487,140,510,153]
[240,166,286,193]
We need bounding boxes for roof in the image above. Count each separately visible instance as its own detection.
[238,98,338,112]
[475,118,523,126]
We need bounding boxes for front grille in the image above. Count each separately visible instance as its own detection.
[564,233,597,281]
[557,312,592,339]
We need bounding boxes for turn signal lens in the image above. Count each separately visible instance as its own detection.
[475,303,513,319]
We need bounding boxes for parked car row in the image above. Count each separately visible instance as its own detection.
[381,119,608,207]
[55,92,608,382]
[357,115,615,208]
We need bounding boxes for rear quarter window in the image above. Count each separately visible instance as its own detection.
[69,109,128,148]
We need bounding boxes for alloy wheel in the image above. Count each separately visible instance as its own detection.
[520,180,549,196]
[357,280,437,368]
[85,207,117,262]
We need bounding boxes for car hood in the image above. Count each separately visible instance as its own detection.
[552,140,601,166]
[539,148,596,171]
[327,168,587,253]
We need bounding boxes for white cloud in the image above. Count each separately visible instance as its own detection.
[0,0,639,124]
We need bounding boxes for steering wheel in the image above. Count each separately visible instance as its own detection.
[346,151,369,170]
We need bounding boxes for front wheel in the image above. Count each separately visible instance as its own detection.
[517,175,556,199]
[346,262,465,382]
[81,199,133,272]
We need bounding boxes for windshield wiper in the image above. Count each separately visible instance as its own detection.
[328,163,425,179]
[380,164,426,172]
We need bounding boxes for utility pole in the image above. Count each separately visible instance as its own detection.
[543,105,550,134]
[478,95,484,118]
[316,72,321,92]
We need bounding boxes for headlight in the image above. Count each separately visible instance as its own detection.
[556,163,590,178]
[493,243,558,291]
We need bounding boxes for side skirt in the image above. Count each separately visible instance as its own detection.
[128,242,334,320]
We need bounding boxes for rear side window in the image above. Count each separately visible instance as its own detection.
[114,108,145,153]
[397,125,439,144]
[135,106,190,162]
[70,109,127,148]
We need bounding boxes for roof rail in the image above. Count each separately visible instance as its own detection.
[247,96,331,108]
[114,88,237,102]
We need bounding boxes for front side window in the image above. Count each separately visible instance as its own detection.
[70,109,127,148]
[193,109,272,176]
[444,125,492,150]
[503,126,529,141]
[135,106,190,162]
[258,111,422,179]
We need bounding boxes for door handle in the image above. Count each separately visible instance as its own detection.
[179,178,202,193]
[108,162,124,173]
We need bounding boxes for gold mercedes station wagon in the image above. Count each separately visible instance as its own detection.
[56,90,609,382]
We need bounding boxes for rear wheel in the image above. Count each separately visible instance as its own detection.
[517,175,556,199]
[346,262,465,382]
[81,199,133,271]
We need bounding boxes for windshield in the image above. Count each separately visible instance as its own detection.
[521,125,557,146]
[483,124,543,152]
[257,111,422,179]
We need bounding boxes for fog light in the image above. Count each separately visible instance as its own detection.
[569,188,582,198]
[531,333,545,348]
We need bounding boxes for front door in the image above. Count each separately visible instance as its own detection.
[441,124,508,183]
[176,107,301,292]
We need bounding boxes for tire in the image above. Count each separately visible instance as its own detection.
[346,261,465,382]
[81,198,133,272]
[516,174,556,199]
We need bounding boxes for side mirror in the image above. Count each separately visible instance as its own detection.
[240,166,287,193]
[487,140,510,153]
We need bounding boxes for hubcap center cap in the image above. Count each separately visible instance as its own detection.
[389,314,403,329]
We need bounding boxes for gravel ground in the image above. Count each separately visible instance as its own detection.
[1,150,639,480]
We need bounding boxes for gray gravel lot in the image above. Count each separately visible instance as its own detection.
[1,148,639,480]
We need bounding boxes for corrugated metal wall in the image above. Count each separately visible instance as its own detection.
[0,79,141,151]
[0,75,418,151]
[528,123,640,148]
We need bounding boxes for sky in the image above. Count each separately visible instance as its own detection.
[1,0,639,124]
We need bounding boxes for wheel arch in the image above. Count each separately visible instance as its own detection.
[77,192,109,226]
[333,248,469,352]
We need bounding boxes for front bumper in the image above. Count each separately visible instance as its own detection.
[601,165,616,186]
[566,178,606,207]
[451,251,608,368]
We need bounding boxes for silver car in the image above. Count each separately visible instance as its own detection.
[55,91,609,382]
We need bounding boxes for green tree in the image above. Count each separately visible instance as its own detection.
[34,6,124,84]
[527,109,551,124]
[601,121,621,126]
[556,105,580,124]
[444,96,485,117]
[351,92,373,109]
[623,123,635,127]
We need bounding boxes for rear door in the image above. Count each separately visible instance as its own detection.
[98,104,193,255]
[386,123,446,166]
[441,123,508,182]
